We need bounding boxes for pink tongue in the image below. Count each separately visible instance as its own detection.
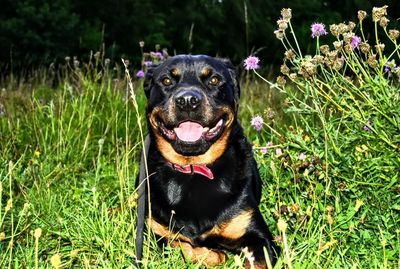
[174,121,203,142]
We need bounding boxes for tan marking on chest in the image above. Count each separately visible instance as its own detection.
[201,209,253,240]
[148,218,192,243]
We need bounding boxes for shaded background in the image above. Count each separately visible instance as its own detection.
[0,0,399,72]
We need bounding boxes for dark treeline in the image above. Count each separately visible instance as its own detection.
[0,0,398,73]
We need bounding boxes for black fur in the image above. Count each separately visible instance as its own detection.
[141,55,279,267]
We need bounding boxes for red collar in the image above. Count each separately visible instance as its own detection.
[168,162,214,180]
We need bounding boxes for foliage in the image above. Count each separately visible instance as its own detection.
[1,0,399,72]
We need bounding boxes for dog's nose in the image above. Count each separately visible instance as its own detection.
[174,90,203,111]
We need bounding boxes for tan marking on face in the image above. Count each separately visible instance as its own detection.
[149,107,234,166]
[201,67,211,77]
[148,218,192,243]
[201,209,253,240]
[171,241,226,266]
[171,68,180,77]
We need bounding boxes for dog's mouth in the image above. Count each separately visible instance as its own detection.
[158,118,225,143]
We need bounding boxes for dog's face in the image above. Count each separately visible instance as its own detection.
[144,55,240,165]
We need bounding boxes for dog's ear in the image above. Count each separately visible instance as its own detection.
[219,58,240,110]
[143,64,158,99]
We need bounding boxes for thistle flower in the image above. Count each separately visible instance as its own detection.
[372,5,388,22]
[299,152,306,161]
[384,61,397,73]
[244,56,260,70]
[311,23,328,38]
[136,70,145,78]
[350,35,361,49]
[144,61,153,67]
[250,115,264,131]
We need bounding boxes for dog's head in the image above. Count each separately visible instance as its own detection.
[144,55,240,165]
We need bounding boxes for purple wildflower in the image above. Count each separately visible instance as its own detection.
[275,148,283,156]
[144,61,153,67]
[350,35,361,49]
[251,115,264,131]
[299,152,306,161]
[384,61,397,73]
[362,119,372,132]
[244,56,260,70]
[136,70,145,78]
[311,23,328,38]
[155,52,164,60]
[260,147,268,154]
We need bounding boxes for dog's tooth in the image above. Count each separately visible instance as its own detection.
[203,127,210,133]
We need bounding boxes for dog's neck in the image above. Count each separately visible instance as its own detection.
[167,162,214,180]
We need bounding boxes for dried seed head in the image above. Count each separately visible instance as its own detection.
[0,232,5,241]
[280,64,290,75]
[330,24,340,37]
[139,41,145,48]
[389,29,400,40]
[375,43,385,52]
[333,58,344,71]
[338,23,349,35]
[276,76,286,87]
[5,199,12,212]
[289,73,298,80]
[348,21,356,31]
[372,5,388,22]
[277,18,288,30]
[333,41,343,50]
[299,60,317,78]
[360,42,371,54]
[368,54,378,68]
[50,254,61,269]
[379,16,390,28]
[343,32,354,44]
[281,8,292,20]
[284,49,296,61]
[344,43,353,53]
[277,218,288,232]
[34,228,42,239]
[358,10,367,21]
[313,55,324,65]
[274,29,285,40]
[320,45,330,55]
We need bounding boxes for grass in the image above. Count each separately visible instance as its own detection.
[1,6,400,269]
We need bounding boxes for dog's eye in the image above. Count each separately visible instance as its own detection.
[209,76,221,86]
[161,77,173,86]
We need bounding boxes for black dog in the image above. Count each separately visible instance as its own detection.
[140,55,279,268]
